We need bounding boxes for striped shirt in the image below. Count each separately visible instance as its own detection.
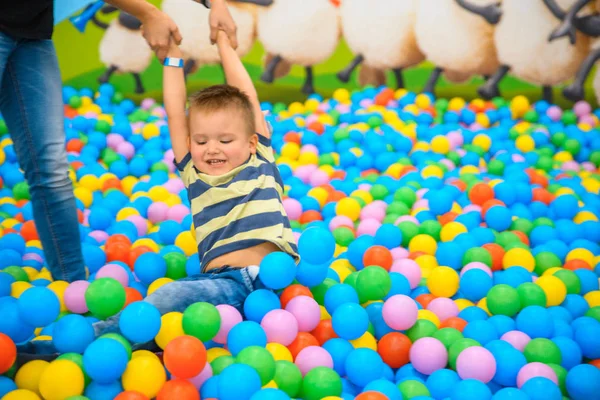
[175,135,299,271]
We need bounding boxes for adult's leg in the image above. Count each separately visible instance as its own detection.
[0,38,86,282]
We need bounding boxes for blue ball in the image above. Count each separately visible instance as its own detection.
[243,289,281,323]
[451,378,492,400]
[298,227,336,265]
[491,388,529,400]
[566,364,600,400]
[201,375,220,399]
[259,252,297,290]
[158,220,182,245]
[395,363,427,383]
[53,314,95,354]
[551,336,582,370]
[344,348,384,387]
[118,301,161,343]
[82,244,107,273]
[133,252,167,285]
[226,321,267,356]
[218,363,262,400]
[485,340,526,387]
[426,369,460,400]
[458,306,489,322]
[574,319,600,359]
[375,224,402,249]
[347,235,375,270]
[0,297,33,343]
[83,338,129,384]
[521,377,562,400]
[249,388,290,400]
[0,272,15,297]
[385,272,411,299]
[463,320,499,346]
[295,260,328,287]
[332,303,369,340]
[17,286,60,327]
[323,338,355,377]
[515,306,554,339]
[363,379,403,400]
[324,284,360,315]
[0,376,17,398]
[84,380,123,400]
[460,269,493,302]
[488,315,516,337]
[485,206,512,231]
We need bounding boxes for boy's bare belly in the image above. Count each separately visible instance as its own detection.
[203,241,280,272]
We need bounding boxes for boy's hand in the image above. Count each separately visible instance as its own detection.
[209,0,239,49]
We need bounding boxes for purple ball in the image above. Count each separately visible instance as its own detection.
[107,133,125,149]
[126,215,148,236]
[456,346,497,383]
[382,294,418,330]
[409,337,448,375]
[501,330,531,352]
[64,280,91,314]
[260,309,298,346]
[573,100,592,117]
[148,202,169,224]
[295,346,334,375]
[116,141,135,160]
[166,204,190,223]
[285,295,320,332]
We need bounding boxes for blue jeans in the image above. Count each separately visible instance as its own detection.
[0,32,85,282]
[18,266,262,355]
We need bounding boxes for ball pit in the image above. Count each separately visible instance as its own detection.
[0,84,600,399]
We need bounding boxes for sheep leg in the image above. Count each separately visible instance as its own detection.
[477,65,510,100]
[542,86,553,103]
[98,65,117,84]
[423,67,443,94]
[337,54,364,83]
[261,55,282,83]
[563,47,600,102]
[301,66,315,95]
[392,68,404,89]
[132,73,145,94]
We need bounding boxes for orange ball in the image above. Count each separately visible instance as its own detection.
[20,220,38,242]
[287,332,319,360]
[124,287,144,307]
[532,188,554,205]
[440,317,467,332]
[356,392,389,400]
[408,251,427,260]
[163,335,207,379]
[128,246,153,269]
[102,178,122,192]
[481,200,506,218]
[311,319,337,345]
[157,379,200,400]
[438,212,458,225]
[284,132,301,144]
[308,121,325,135]
[415,294,436,309]
[106,241,131,263]
[0,333,16,374]
[363,246,393,271]
[105,234,132,248]
[512,231,530,246]
[469,183,494,206]
[564,259,592,271]
[483,243,505,272]
[299,210,323,224]
[114,391,150,400]
[588,359,600,369]
[377,332,411,369]
[66,138,84,153]
[279,284,313,309]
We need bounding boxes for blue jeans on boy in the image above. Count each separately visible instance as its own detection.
[0,31,85,282]
[18,266,262,356]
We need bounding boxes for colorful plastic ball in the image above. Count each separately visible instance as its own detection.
[83,338,129,384]
[295,345,334,376]
[213,304,243,344]
[456,346,496,383]
[0,333,16,374]
[96,263,129,287]
[302,367,343,400]
[17,286,60,327]
[332,303,369,340]
[382,294,418,330]
[516,362,558,388]
[118,301,161,344]
[38,359,85,400]
[163,335,207,379]
[486,284,521,317]
[261,309,298,346]
[218,363,262,400]
[409,337,448,375]
[182,302,221,343]
[426,369,460,400]
[515,306,554,339]
[121,355,166,398]
[259,252,297,290]
[427,266,459,298]
[285,295,323,333]
[52,314,95,354]
[298,227,336,265]
[227,321,267,356]
[344,348,384,388]
[450,378,492,400]
[521,377,562,400]
[244,289,281,323]
[64,280,91,314]
[85,277,126,319]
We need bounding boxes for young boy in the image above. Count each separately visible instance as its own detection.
[20,31,299,357]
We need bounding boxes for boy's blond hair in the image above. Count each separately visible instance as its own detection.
[187,84,256,136]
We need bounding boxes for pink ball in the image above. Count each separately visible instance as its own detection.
[126,215,148,236]
[456,346,497,383]
[295,346,334,375]
[295,165,318,183]
[147,202,169,224]
[283,198,303,220]
[116,141,135,160]
[460,262,492,278]
[409,337,448,375]
[167,204,190,223]
[427,297,459,322]
[382,295,418,330]
[88,230,109,244]
[516,362,558,388]
[260,309,299,346]
[64,280,90,314]
[106,133,124,149]
[309,170,330,186]
[358,183,372,191]
[285,295,321,332]
[329,215,354,230]
[579,114,596,126]
[356,218,381,237]
[573,100,592,117]
[562,161,579,172]
[164,149,175,162]
[141,98,156,110]
[447,131,464,148]
[213,304,243,344]
[301,144,319,155]
[390,259,422,289]
[23,253,44,264]
[413,199,428,209]
[462,204,482,213]
[360,206,385,222]
[546,106,562,121]
[440,159,456,171]
[390,247,409,260]
[185,362,212,390]
[416,189,428,199]
[395,216,419,225]
[501,330,531,352]
[163,179,185,195]
[96,264,129,287]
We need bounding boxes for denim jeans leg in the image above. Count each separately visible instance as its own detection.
[0,36,86,282]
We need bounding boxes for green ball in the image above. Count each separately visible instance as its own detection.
[394,187,417,208]
[536,155,554,172]
[68,96,82,108]
[367,116,383,128]
[563,138,581,155]
[534,252,562,276]
[318,154,336,167]
[95,120,112,134]
[57,353,90,386]
[273,102,287,114]
[112,92,124,103]
[370,184,389,201]
[432,328,464,350]
[3,266,29,282]
[100,148,119,166]
[164,252,187,280]
[236,346,276,386]
[524,338,562,365]
[553,269,581,295]
[487,284,522,317]
[449,338,481,370]
[517,282,547,308]
[12,182,30,201]
[533,217,555,228]
[419,220,442,242]
[548,363,568,395]
[511,218,533,235]
[585,306,600,323]
[488,159,505,176]
[446,151,461,166]
[561,110,577,125]
[386,201,410,216]
[462,247,492,268]
[273,360,302,398]
[310,278,338,305]
[406,320,437,342]
[496,232,522,248]
[333,227,355,247]
[590,151,600,167]
[356,266,391,302]
[182,302,221,342]
[435,98,450,111]
[211,355,235,375]
[302,367,342,400]
[383,214,400,224]
[290,220,302,230]
[551,132,566,147]
[524,110,538,122]
[150,162,169,173]
[398,379,431,398]
[99,333,132,359]
[85,277,126,319]
[398,221,419,248]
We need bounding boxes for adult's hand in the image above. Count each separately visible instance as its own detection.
[209,0,239,49]
[140,7,183,61]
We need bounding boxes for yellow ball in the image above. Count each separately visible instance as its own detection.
[147,277,173,296]
[478,297,492,316]
[566,248,595,267]
[574,211,598,223]
[351,190,373,205]
[266,343,293,362]
[15,360,49,395]
[22,267,39,282]
[584,291,600,308]
[349,331,377,350]
[409,234,438,255]
[320,305,331,320]
[116,207,140,221]
[131,350,160,361]
[142,123,160,140]
[48,281,69,313]
[427,266,460,298]
[503,248,535,272]
[536,275,567,307]
[333,88,351,103]
[0,148,5,164]
[298,151,319,166]
[288,102,305,115]
[418,309,441,328]
[164,194,182,207]
[2,390,41,400]
[155,312,185,350]
[448,97,467,111]
[79,175,101,191]
[421,165,444,179]
[263,380,278,389]
[511,95,530,117]
[132,238,159,253]
[515,135,535,152]
[455,299,475,311]
[331,261,353,283]
[336,197,362,221]
[472,134,492,151]
[120,176,138,196]
[308,187,329,208]
[207,347,231,363]
[304,98,320,112]
[11,281,33,298]
[431,136,451,154]
[73,187,93,208]
[38,360,85,400]
[415,254,438,271]
[281,142,301,160]
[440,222,467,242]
[554,151,573,162]
[148,186,170,202]
[121,355,167,398]
[174,231,197,257]
[415,93,432,109]
[475,113,490,128]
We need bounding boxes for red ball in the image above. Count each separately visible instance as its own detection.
[163,335,207,379]
[157,379,199,400]
[377,332,411,369]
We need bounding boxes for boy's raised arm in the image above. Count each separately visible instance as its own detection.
[163,42,190,163]
[216,31,271,139]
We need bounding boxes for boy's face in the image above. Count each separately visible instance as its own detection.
[188,108,258,176]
